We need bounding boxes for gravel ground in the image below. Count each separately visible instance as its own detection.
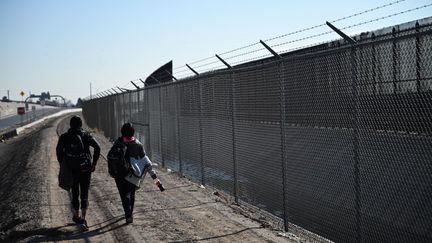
[0,113,327,243]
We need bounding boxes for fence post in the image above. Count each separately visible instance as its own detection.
[372,33,377,95]
[260,39,289,230]
[107,97,110,138]
[198,78,205,185]
[122,94,126,124]
[415,22,421,93]
[278,60,289,232]
[129,91,132,121]
[392,27,398,93]
[137,89,140,122]
[159,87,165,167]
[215,53,238,201]
[146,89,152,160]
[231,72,238,203]
[113,97,116,137]
[136,90,140,140]
[352,45,361,243]
[326,21,361,242]
[118,96,122,138]
[175,83,183,173]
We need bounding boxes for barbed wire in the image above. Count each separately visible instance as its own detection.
[230,54,274,66]
[176,3,431,79]
[278,37,343,55]
[340,3,432,31]
[188,55,216,65]
[172,0,407,71]
[192,59,220,69]
[268,2,432,50]
[224,47,267,60]
[90,0,429,99]
[270,31,334,49]
[176,73,192,79]
[217,42,261,56]
[173,66,187,71]
[264,0,407,42]
[196,64,228,74]
[175,69,192,75]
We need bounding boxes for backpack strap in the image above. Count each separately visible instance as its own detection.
[75,133,85,151]
[113,138,127,155]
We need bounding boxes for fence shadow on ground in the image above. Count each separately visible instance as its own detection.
[132,201,217,218]
[3,216,125,242]
[168,226,264,243]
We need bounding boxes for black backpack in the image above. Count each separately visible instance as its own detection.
[64,132,92,172]
[107,140,130,178]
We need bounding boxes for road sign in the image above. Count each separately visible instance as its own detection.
[17,107,25,115]
[20,91,25,97]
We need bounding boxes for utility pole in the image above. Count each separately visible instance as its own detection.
[7,90,9,100]
[90,82,92,99]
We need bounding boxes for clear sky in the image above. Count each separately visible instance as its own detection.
[0,0,431,103]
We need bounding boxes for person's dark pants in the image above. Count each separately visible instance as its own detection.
[71,171,92,210]
[115,178,136,217]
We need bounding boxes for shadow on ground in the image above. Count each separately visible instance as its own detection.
[2,216,126,242]
[168,226,263,243]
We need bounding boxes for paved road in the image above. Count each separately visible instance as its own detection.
[0,107,59,131]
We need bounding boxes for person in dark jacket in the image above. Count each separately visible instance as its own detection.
[56,115,100,230]
[112,122,163,224]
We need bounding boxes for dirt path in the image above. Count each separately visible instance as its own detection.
[0,114,304,242]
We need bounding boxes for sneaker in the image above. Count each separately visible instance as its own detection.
[72,216,82,224]
[81,219,89,231]
[126,216,133,224]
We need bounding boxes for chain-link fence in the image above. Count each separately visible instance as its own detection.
[83,19,432,242]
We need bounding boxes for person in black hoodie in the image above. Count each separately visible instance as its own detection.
[56,115,100,230]
[112,122,164,224]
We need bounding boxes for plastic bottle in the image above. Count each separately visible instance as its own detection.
[154,179,165,192]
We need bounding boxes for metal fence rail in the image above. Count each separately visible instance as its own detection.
[83,19,432,242]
